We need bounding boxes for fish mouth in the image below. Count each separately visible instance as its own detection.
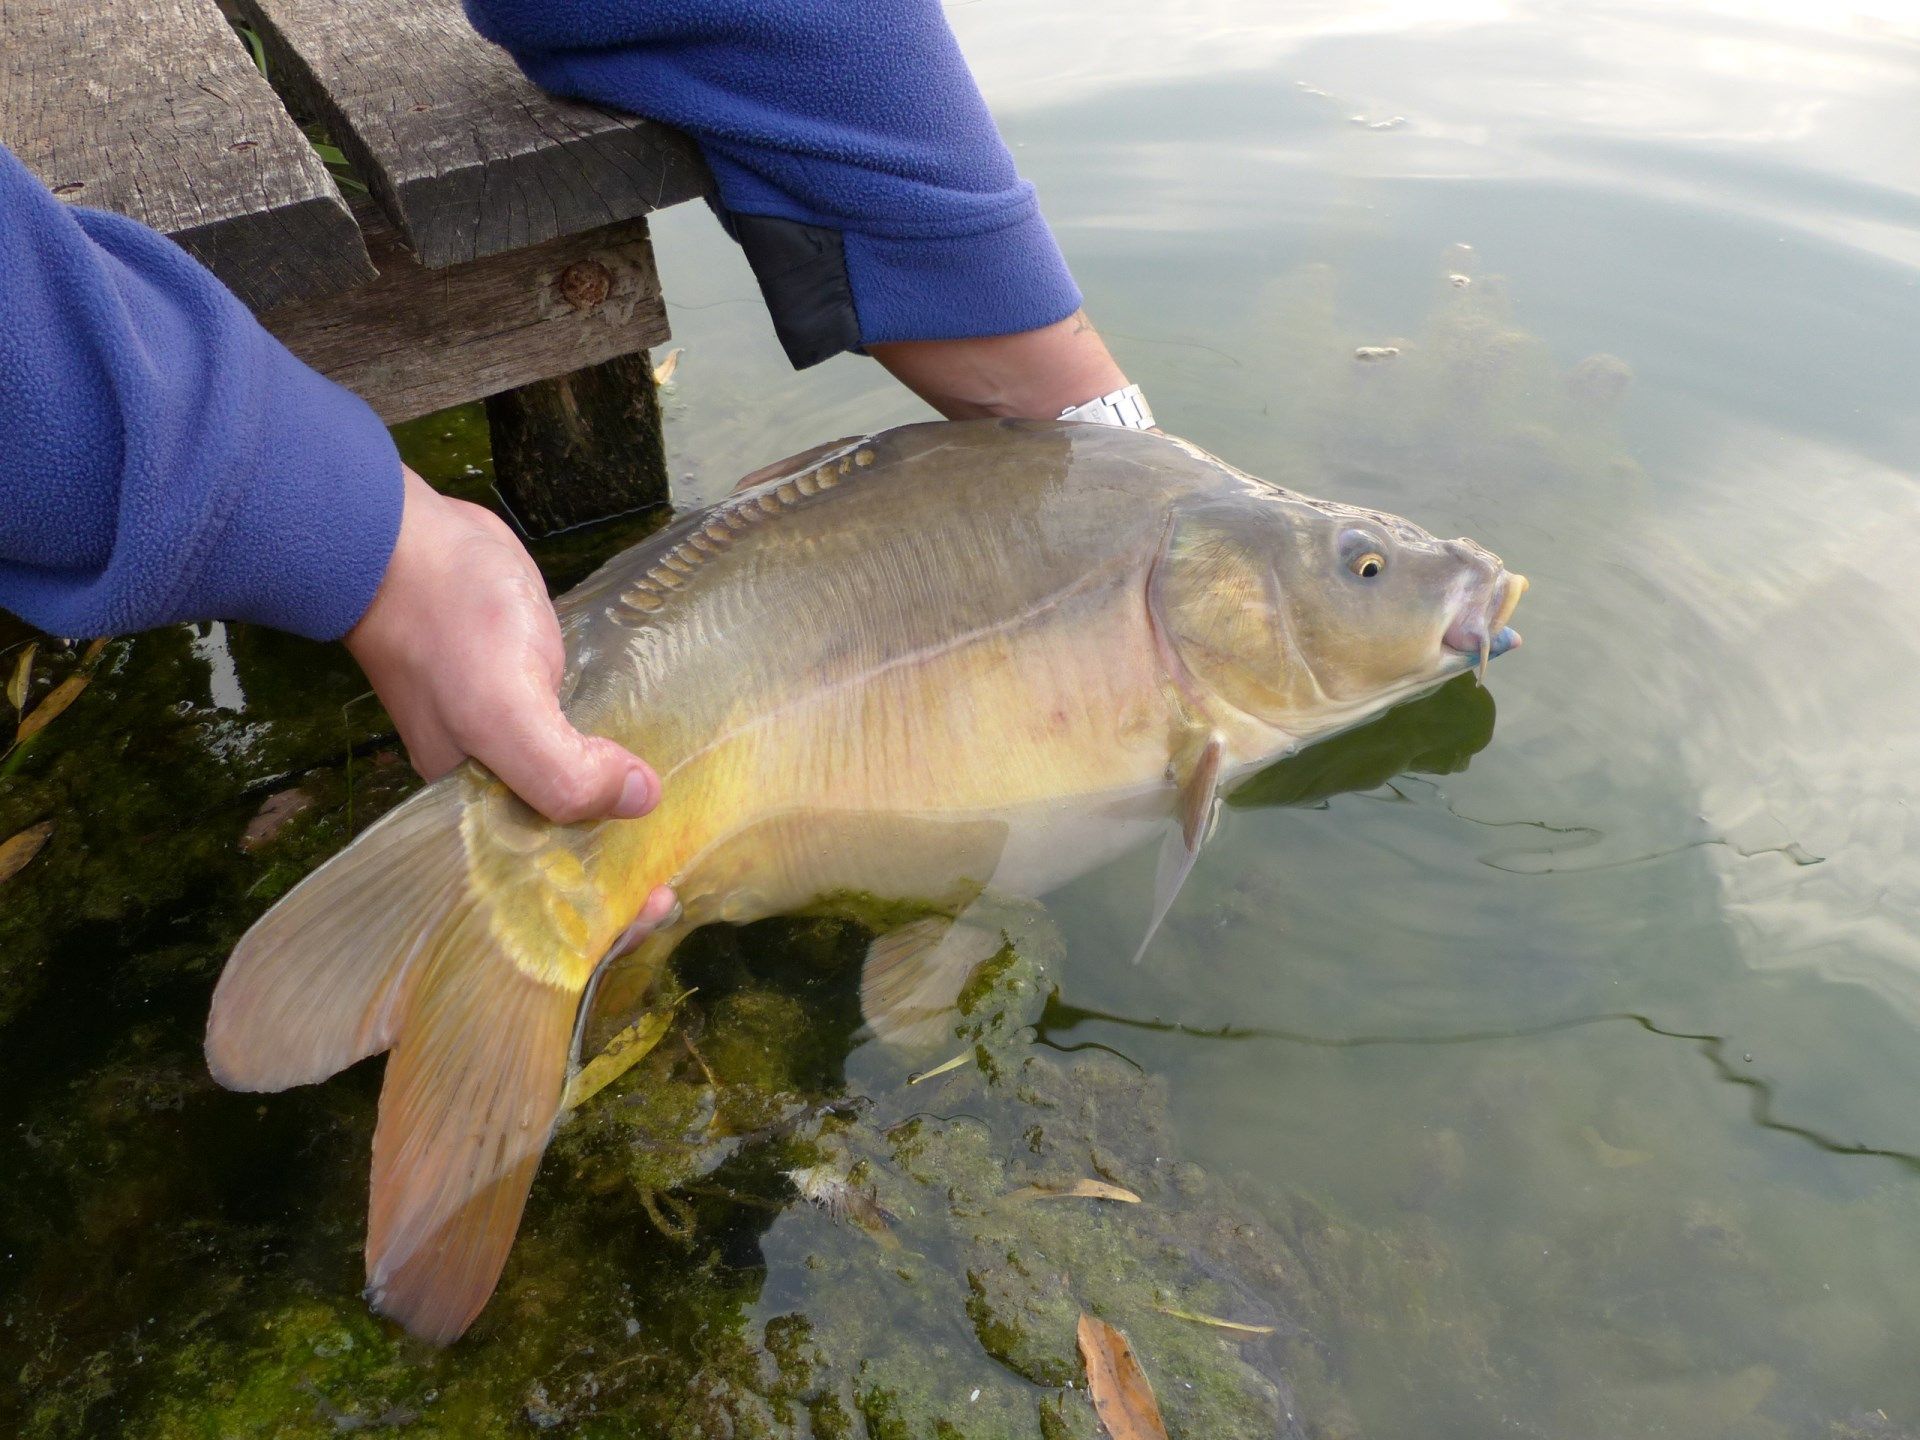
[1443,573,1528,677]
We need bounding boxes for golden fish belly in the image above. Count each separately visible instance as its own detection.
[565,542,1183,1017]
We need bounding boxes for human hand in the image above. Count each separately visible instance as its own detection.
[345,466,664,827]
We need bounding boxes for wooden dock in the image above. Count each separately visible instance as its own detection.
[1,0,711,532]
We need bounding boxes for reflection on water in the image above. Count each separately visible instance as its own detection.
[3,0,1920,1434]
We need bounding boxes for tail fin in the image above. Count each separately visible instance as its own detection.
[205,778,582,1344]
[364,934,576,1343]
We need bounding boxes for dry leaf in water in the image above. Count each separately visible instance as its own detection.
[16,672,92,744]
[906,1048,970,1085]
[0,822,54,886]
[1008,1179,1142,1204]
[652,347,684,385]
[240,787,317,853]
[565,989,693,1110]
[7,643,35,712]
[1077,1314,1169,1440]
[1153,1303,1275,1336]
[13,639,109,746]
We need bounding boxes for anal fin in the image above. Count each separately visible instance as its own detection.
[860,914,1007,1048]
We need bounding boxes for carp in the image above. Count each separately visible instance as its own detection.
[205,419,1526,1342]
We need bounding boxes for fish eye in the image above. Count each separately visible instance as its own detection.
[1349,551,1386,580]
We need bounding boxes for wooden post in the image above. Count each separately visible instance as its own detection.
[486,351,670,535]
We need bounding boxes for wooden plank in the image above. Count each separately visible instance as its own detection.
[232,0,710,270]
[260,199,672,426]
[0,0,374,310]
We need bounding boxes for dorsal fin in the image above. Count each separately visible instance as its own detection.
[729,435,865,495]
[561,435,888,639]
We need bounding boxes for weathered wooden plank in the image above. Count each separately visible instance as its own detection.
[260,199,672,426]
[487,352,669,535]
[231,0,710,270]
[0,0,374,310]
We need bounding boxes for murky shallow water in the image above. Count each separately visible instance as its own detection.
[5,2,1920,1435]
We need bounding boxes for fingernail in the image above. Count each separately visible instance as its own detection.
[617,769,657,817]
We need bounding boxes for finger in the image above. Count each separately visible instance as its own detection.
[395,719,465,785]
[469,683,662,825]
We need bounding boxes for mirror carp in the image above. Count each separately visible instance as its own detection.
[206,419,1527,1342]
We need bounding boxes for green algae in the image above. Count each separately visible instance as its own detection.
[1,792,1343,1439]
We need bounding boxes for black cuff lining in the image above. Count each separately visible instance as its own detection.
[715,203,863,370]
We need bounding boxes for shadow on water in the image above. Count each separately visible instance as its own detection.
[1228,670,1497,814]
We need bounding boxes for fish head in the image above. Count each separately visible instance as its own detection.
[1153,487,1527,743]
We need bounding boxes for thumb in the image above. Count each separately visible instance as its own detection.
[476,686,661,826]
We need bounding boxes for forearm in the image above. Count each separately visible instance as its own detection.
[867,311,1128,421]
[0,143,401,641]
[465,0,1083,368]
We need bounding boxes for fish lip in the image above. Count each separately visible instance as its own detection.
[1442,572,1528,665]
[1492,572,1528,630]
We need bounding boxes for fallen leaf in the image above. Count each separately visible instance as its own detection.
[906,1048,970,1085]
[240,786,317,852]
[0,821,54,886]
[565,989,693,1110]
[651,347,684,385]
[1153,1304,1275,1336]
[1076,1314,1168,1440]
[1008,1179,1142,1204]
[7,643,35,711]
[16,672,92,744]
[11,639,110,746]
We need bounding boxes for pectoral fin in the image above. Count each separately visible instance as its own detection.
[1132,733,1226,965]
[860,914,1007,1048]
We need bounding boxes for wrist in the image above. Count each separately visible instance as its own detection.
[345,468,460,666]
[870,310,1129,422]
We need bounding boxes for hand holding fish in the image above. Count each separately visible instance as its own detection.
[344,467,669,832]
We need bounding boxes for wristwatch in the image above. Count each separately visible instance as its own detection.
[1056,383,1156,431]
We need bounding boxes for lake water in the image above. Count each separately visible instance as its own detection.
[5,2,1920,1436]
[647,2,1920,1431]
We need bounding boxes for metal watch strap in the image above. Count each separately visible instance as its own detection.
[1056,383,1156,431]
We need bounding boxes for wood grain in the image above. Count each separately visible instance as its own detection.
[0,0,374,309]
[260,200,673,425]
[231,0,710,269]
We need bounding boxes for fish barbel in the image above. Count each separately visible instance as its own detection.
[205,419,1527,1342]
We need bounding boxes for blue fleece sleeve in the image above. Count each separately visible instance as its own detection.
[0,143,403,642]
[464,0,1083,365]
